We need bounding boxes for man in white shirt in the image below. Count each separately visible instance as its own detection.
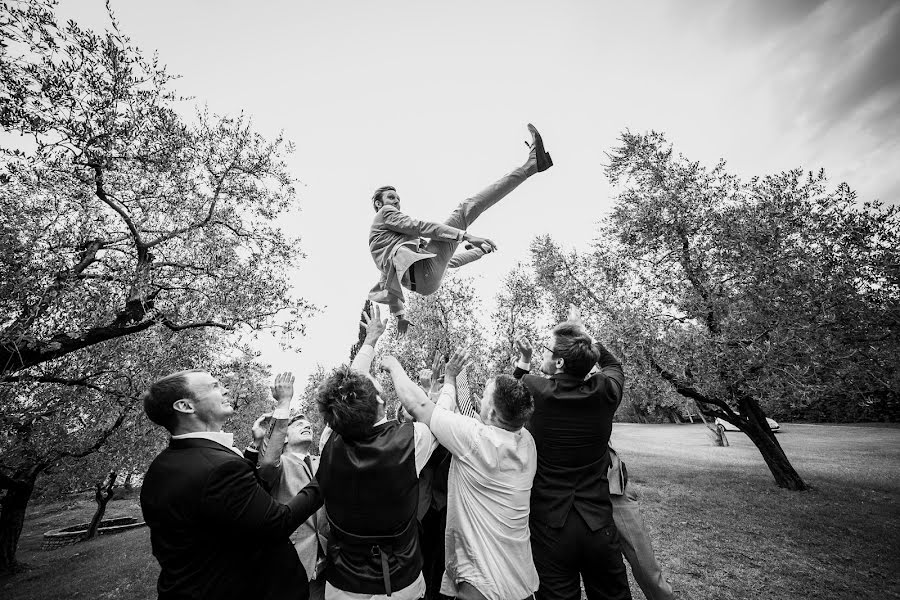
[314,306,455,600]
[382,349,539,600]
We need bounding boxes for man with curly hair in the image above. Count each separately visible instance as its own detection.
[385,348,539,600]
[314,306,455,600]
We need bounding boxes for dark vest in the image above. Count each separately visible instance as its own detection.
[317,420,421,595]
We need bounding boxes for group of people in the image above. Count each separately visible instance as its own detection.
[138,125,675,600]
[139,304,675,600]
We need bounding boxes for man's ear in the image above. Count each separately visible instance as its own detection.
[374,200,383,211]
[555,357,565,372]
[173,399,195,414]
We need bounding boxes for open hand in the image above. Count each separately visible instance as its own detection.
[567,303,583,325]
[361,304,388,340]
[445,348,470,379]
[251,412,273,443]
[397,316,413,336]
[465,234,497,254]
[515,337,533,362]
[430,351,445,389]
[270,372,295,403]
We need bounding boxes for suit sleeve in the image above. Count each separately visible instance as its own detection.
[594,341,624,405]
[257,414,289,489]
[201,458,322,542]
[381,206,465,242]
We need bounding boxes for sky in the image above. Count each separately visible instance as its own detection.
[55,0,900,384]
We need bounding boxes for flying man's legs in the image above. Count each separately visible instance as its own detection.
[410,124,552,296]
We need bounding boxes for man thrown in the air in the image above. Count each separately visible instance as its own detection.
[368,123,553,334]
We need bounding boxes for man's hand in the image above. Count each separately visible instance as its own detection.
[463,234,496,254]
[429,351,445,391]
[567,303,583,326]
[380,355,402,373]
[515,337,533,363]
[445,348,470,380]
[361,304,388,343]
[270,372,295,404]
[397,316,413,336]
[251,412,273,444]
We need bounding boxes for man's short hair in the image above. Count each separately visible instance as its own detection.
[288,413,308,427]
[552,321,600,378]
[142,369,204,432]
[371,185,396,211]
[491,375,533,429]
[317,365,378,440]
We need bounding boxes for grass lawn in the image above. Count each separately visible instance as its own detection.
[2,423,898,599]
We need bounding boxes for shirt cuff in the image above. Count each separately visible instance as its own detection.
[272,407,291,420]
[437,382,457,411]
[515,359,531,371]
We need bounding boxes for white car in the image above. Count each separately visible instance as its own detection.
[714,416,780,432]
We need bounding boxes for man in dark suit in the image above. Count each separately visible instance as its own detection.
[514,307,631,600]
[140,369,323,600]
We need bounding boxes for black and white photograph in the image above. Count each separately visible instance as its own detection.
[1,1,898,599]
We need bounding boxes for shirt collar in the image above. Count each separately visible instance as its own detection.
[172,431,241,456]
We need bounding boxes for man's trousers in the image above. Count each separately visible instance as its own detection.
[411,166,530,295]
[612,490,675,600]
[530,510,631,600]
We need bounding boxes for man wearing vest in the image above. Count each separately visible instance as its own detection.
[315,305,454,600]
[514,306,632,600]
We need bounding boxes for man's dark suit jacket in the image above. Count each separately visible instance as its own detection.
[141,437,323,600]
[515,342,624,530]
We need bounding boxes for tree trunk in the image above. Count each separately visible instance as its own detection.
[83,471,116,540]
[738,396,808,490]
[0,469,39,574]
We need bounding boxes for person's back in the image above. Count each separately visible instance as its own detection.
[317,420,423,595]
[433,411,538,600]
[513,314,631,600]
[388,355,540,600]
[523,370,620,528]
[142,440,306,599]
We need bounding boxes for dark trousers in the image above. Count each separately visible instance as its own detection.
[530,510,631,600]
[420,506,451,600]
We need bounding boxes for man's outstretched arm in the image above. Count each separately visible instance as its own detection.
[380,205,465,242]
[381,205,494,251]
[513,337,534,380]
[350,304,388,374]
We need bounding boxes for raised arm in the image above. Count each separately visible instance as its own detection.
[382,350,468,427]
[350,304,388,374]
[380,205,465,242]
[593,340,624,405]
[513,337,533,380]
[257,372,295,487]
[381,355,434,425]
[568,304,624,402]
[381,206,495,252]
